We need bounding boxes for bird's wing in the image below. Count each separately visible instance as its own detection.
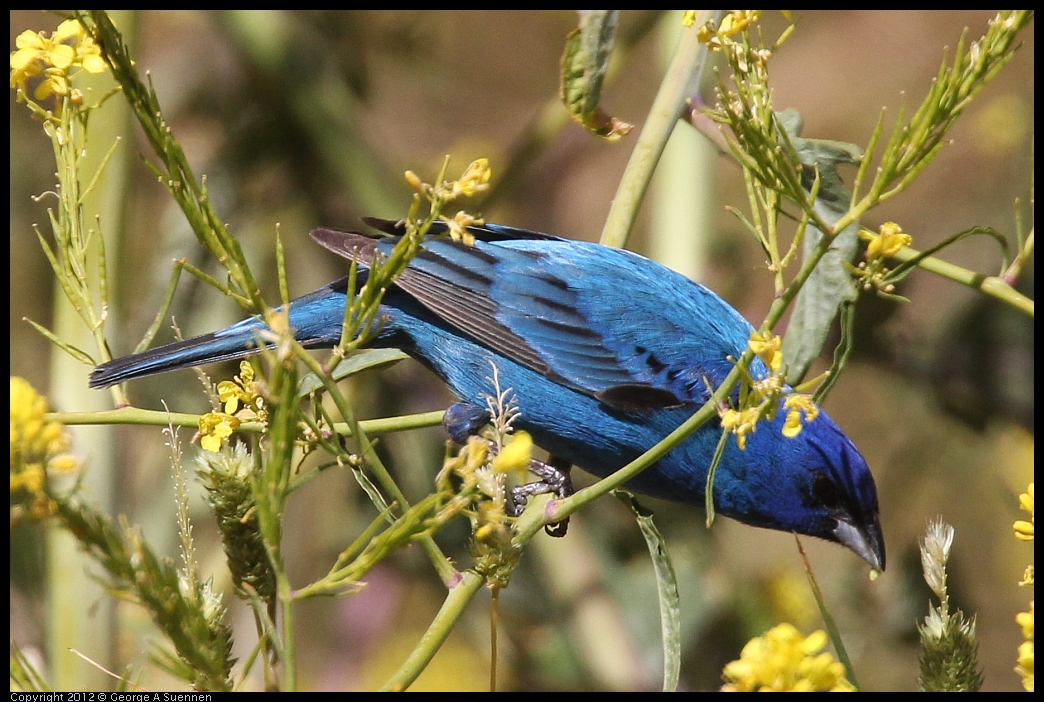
[311,226,756,412]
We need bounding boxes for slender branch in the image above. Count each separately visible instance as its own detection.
[599,11,720,249]
[379,570,485,691]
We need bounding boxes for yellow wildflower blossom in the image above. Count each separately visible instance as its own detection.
[1018,602,1035,640]
[1015,483,1035,691]
[445,210,482,246]
[748,330,783,373]
[199,412,240,453]
[718,11,760,37]
[450,158,491,199]
[10,376,78,520]
[216,361,267,423]
[1015,483,1034,541]
[696,11,761,51]
[10,19,107,104]
[1017,639,1034,692]
[782,394,820,439]
[863,221,912,263]
[491,430,533,478]
[721,623,854,692]
[721,406,761,451]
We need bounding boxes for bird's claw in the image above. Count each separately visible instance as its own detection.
[508,455,573,537]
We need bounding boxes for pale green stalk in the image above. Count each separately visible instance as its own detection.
[599,11,720,249]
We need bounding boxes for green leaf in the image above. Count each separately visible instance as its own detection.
[560,11,633,141]
[297,348,408,396]
[614,490,681,692]
[779,109,862,384]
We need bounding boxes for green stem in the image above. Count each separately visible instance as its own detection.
[292,346,458,587]
[278,573,296,691]
[49,407,445,436]
[379,570,485,691]
[890,245,1034,316]
[599,11,718,249]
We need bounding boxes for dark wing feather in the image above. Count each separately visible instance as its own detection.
[311,226,689,412]
[311,228,554,380]
[360,216,564,243]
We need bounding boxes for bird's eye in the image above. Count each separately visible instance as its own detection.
[813,473,840,508]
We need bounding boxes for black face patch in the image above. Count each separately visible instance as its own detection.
[812,472,840,509]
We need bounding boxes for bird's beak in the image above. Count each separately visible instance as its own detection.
[833,515,886,571]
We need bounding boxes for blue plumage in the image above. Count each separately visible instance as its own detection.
[91,220,884,569]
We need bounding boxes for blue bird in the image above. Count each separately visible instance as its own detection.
[91,219,884,570]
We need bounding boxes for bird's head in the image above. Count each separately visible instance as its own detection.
[718,411,885,571]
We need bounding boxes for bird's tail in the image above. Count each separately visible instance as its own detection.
[90,326,268,389]
[89,278,350,389]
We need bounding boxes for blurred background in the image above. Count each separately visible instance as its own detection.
[10,10,1034,691]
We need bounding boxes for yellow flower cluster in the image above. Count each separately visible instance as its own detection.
[865,221,912,263]
[1017,601,1034,692]
[694,11,761,50]
[782,394,820,439]
[719,331,819,450]
[405,159,491,204]
[748,329,782,373]
[1015,482,1035,541]
[720,405,762,451]
[1015,483,1034,691]
[445,211,483,247]
[404,159,492,246]
[850,222,913,297]
[449,158,492,199]
[491,430,533,478]
[199,361,267,453]
[217,361,267,421]
[722,623,854,692]
[199,412,240,453]
[10,377,79,520]
[10,19,106,105]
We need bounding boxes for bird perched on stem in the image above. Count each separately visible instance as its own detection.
[91,218,884,570]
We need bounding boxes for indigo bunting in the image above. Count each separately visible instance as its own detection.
[92,219,884,570]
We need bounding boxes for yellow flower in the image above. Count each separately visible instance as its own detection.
[682,11,698,28]
[721,407,761,451]
[696,11,761,51]
[1015,521,1036,540]
[1018,602,1034,640]
[11,27,76,72]
[10,19,107,104]
[721,623,854,692]
[14,463,46,495]
[782,394,820,439]
[863,221,912,263]
[444,210,481,246]
[718,10,760,37]
[748,330,783,373]
[404,170,425,193]
[199,412,240,453]
[450,158,491,199]
[1017,639,1034,692]
[10,377,78,520]
[1015,483,1035,541]
[491,430,533,478]
[1014,483,1034,690]
[216,361,267,423]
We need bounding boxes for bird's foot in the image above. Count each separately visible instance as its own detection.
[444,402,572,537]
[509,455,573,538]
